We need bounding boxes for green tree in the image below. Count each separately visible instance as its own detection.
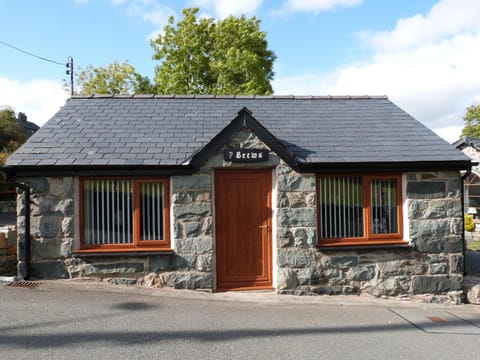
[0,107,28,166]
[151,8,276,95]
[75,61,155,95]
[461,105,480,137]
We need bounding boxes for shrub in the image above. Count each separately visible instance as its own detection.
[465,213,475,232]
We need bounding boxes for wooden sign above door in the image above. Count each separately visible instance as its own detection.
[223,149,269,162]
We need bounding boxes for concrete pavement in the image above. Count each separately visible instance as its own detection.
[1,279,480,360]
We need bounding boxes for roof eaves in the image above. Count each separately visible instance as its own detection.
[298,160,473,174]
[452,136,480,149]
[1,164,196,178]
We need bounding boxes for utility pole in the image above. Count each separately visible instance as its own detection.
[65,56,74,96]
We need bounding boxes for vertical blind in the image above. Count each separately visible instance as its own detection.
[319,176,363,238]
[140,182,164,241]
[369,178,398,234]
[83,179,133,245]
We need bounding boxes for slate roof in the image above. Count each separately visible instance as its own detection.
[16,112,40,135]
[5,95,470,172]
[453,136,480,150]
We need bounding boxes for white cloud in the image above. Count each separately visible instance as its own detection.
[0,78,69,127]
[143,6,176,40]
[358,0,480,52]
[275,0,362,14]
[142,6,174,28]
[434,125,464,143]
[188,0,262,18]
[273,0,480,143]
[109,0,175,40]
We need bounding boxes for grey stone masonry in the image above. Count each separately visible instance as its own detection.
[407,172,464,294]
[277,171,465,297]
[169,173,214,289]
[16,177,75,279]
[276,164,317,295]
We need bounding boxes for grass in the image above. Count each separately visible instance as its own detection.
[466,237,480,251]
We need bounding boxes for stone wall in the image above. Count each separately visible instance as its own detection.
[168,173,214,289]
[276,171,464,296]
[407,172,464,293]
[16,177,75,278]
[276,164,318,292]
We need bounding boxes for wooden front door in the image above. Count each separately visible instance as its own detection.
[215,169,272,291]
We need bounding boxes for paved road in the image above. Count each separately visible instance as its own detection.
[1,281,480,360]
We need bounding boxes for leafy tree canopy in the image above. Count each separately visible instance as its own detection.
[461,105,480,138]
[74,60,155,95]
[151,8,276,95]
[0,107,28,166]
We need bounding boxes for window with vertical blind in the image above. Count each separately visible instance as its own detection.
[79,178,170,251]
[317,174,403,246]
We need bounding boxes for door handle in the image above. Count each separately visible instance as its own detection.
[258,225,268,229]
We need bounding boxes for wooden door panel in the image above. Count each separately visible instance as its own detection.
[215,169,272,290]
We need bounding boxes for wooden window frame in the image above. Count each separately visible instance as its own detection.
[464,173,480,212]
[78,177,170,253]
[317,174,404,247]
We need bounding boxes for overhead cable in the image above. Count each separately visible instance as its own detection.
[0,40,64,66]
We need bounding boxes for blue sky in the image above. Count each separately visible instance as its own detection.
[1,0,479,143]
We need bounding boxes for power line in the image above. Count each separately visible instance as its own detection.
[0,40,64,66]
[0,39,76,96]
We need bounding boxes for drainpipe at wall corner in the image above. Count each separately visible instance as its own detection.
[461,168,472,276]
[2,169,31,280]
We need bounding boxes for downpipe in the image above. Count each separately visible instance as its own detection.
[461,169,471,276]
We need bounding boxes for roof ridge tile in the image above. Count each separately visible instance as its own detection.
[71,94,389,100]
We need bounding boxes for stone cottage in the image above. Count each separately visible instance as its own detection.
[454,137,480,218]
[1,95,472,296]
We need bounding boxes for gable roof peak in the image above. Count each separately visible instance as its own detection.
[237,106,253,116]
[186,106,298,169]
